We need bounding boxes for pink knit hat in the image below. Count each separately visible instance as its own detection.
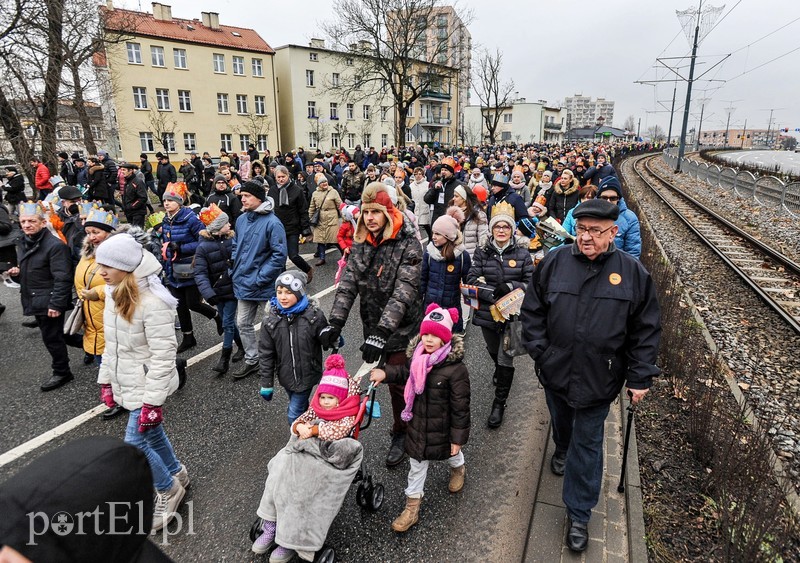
[432,212,461,243]
[420,303,459,344]
[316,354,349,403]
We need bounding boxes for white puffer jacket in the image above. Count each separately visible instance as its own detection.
[98,252,179,410]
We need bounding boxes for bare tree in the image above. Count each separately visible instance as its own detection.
[471,47,514,145]
[307,118,330,152]
[234,113,275,151]
[462,120,480,146]
[623,115,637,133]
[147,104,177,158]
[321,0,470,146]
[647,124,666,142]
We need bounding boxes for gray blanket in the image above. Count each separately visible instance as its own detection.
[257,434,363,552]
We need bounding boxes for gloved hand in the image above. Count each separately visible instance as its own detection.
[138,404,163,433]
[493,283,514,300]
[100,383,115,409]
[362,331,388,363]
[206,295,219,306]
[319,325,342,350]
[259,387,274,401]
[167,242,180,257]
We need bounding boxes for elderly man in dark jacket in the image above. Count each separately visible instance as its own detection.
[520,199,661,552]
[268,165,313,280]
[156,154,177,199]
[9,203,75,391]
[120,162,149,228]
[320,182,423,467]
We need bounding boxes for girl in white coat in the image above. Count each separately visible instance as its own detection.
[95,232,189,532]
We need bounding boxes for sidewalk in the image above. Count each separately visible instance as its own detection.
[523,394,646,562]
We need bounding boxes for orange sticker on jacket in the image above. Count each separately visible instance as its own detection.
[447,264,455,272]
[609,273,622,285]
[508,260,517,268]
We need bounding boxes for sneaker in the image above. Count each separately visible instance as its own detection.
[174,318,181,331]
[251,519,277,555]
[151,478,186,532]
[269,546,295,563]
[173,464,190,489]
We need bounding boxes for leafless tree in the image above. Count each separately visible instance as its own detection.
[307,118,330,152]
[623,115,637,133]
[321,0,470,146]
[234,113,275,151]
[471,47,514,145]
[147,104,177,158]
[647,124,666,142]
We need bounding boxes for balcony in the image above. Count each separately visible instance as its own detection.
[544,122,562,131]
[419,89,451,101]
[419,116,451,127]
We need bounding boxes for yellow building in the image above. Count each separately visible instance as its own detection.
[98,2,278,163]
[403,62,460,147]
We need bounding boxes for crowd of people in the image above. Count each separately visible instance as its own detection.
[0,139,661,561]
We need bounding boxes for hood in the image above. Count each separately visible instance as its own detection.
[199,229,234,240]
[405,333,465,362]
[0,436,170,563]
[134,250,162,279]
[89,164,105,173]
[252,197,275,215]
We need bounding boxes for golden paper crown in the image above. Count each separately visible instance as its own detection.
[441,156,457,171]
[18,200,46,217]
[199,203,223,227]
[165,181,188,201]
[492,201,516,223]
[512,165,524,175]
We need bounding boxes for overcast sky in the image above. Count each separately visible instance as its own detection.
[117,0,800,136]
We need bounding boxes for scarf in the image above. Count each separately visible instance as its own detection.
[276,182,290,207]
[536,181,552,197]
[402,340,452,422]
[269,294,309,317]
[309,392,361,421]
[136,275,178,309]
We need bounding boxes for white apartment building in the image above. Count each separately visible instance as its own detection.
[563,94,615,129]
[462,99,565,145]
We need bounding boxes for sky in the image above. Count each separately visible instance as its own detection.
[114,0,800,136]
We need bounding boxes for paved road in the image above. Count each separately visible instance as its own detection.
[0,242,547,562]
[717,150,800,176]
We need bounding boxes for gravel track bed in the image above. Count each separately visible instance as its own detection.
[623,155,800,493]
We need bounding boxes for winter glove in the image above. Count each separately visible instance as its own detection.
[362,331,388,364]
[138,404,163,433]
[318,325,342,350]
[206,295,219,306]
[493,283,514,300]
[259,387,274,402]
[167,242,180,257]
[100,383,115,409]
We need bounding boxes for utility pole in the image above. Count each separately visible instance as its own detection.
[765,108,773,149]
[637,117,641,140]
[741,118,747,148]
[721,100,741,148]
[667,82,678,145]
[676,1,702,171]
[694,98,709,151]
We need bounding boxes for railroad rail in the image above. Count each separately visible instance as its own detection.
[633,154,800,334]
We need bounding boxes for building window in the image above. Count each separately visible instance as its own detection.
[70,125,81,139]
[90,124,103,139]
[155,88,170,111]
[405,128,413,143]
[239,134,250,151]
[139,132,154,152]
[363,133,371,147]
[173,48,187,69]
[381,133,388,147]
[251,58,263,77]
[236,94,248,114]
[346,103,354,120]
[151,46,165,67]
[347,133,355,149]
[503,113,512,123]
[309,52,318,61]
[345,57,353,66]
[232,56,244,75]
[306,69,314,87]
[329,102,338,120]
[220,134,232,152]
[501,131,512,141]
[183,133,196,151]
[126,42,142,64]
[331,73,340,87]
[217,93,229,114]
[177,90,192,112]
[257,134,268,151]
[308,132,318,148]
[362,105,370,120]
[407,102,414,117]
[213,53,225,73]
[132,86,147,109]
[381,106,389,121]
[307,101,317,119]
[331,133,340,147]
[162,132,176,152]
[254,95,266,115]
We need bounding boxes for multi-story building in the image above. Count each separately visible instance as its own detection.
[699,128,777,148]
[97,3,278,162]
[404,61,460,147]
[563,94,615,129]
[462,99,565,145]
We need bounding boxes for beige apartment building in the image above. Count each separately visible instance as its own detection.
[98,2,278,162]
[403,60,460,147]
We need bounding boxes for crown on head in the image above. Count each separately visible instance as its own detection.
[79,202,97,217]
[144,211,165,231]
[512,165,524,175]
[18,201,45,217]
[199,203,223,227]
[165,181,188,200]
[493,201,516,222]
[441,156,457,170]
[85,208,119,230]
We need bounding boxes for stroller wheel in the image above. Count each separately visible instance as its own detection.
[314,545,336,563]
[367,483,385,512]
[249,517,265,542]
[356,483,369,508]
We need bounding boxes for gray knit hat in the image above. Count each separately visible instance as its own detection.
[95,233,144,272]
[213,173,227,184]
[275,270,307,300]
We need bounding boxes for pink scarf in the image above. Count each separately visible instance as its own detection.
[401,341,452,421]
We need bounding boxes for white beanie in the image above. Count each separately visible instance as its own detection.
[95,233,144,272]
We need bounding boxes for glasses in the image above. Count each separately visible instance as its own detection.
[492,224,512,231]
[598,196,619,202]
[576,224,615,237]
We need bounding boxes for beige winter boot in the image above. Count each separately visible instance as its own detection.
[391,496,422,532]
[448,464,466,493]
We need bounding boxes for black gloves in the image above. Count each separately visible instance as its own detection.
[493,283,514,300]
[362,331,388,363]
[206,295,219,306]
[319,325,342,350]
[167,242,180,256]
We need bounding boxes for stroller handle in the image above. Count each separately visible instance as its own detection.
[360,353,385,431]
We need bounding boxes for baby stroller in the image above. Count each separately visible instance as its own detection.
[248,383,384,563]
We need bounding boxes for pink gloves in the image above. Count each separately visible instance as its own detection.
[100,384,115,409]
[138,404,163,433]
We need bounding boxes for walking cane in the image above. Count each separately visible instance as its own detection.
[617,391,635,494]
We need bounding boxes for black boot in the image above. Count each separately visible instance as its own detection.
[177,332,197,354]
[212,347,232,375]
[177,358,188,389]
[487,399,506,429]
[213,313,223,335]
[386,432,406,467]
[488,366,514,429]
[231,335,245,363]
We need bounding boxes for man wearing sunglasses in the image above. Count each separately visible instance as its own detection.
[596,176,641,259]
[520,198,660,553]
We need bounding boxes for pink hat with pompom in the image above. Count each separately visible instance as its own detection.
[316,354,349,402]
[420,303,459,344]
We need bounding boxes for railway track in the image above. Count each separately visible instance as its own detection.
[634,154,800,334]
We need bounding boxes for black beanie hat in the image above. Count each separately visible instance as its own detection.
[239,180,266,202]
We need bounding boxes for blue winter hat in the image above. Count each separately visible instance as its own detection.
[597,176,622,197]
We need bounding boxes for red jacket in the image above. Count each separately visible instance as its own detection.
[34,163,50,192]
[337,221,355,251]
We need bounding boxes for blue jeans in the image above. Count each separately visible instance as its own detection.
[124,408,181,491]
[216,299,240,349]
[544,389,610,523]
[287,389,312,426]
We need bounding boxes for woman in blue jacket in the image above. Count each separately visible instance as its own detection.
[161,189,221,353]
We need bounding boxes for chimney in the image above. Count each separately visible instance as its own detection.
[152,2,172,21]
[207,12,219,30]
[201,12,210,27]
[358,40,372,52]
[105,0,114,10]
[309,38,325,49]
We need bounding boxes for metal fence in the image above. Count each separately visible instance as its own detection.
[662,149,800,217]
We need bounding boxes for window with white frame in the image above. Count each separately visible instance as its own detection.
[347,133,355,149]
[257,134,268,151]
[251,58,263,77]
[503,113,512,123]
[133,86,147,109]
[232,56,244,75]
[346,103,354,120]
[56,129,66,140]
[345,57,353,66]
[173,48,187,69]
[220,134,232,152]
[381,133,388,147]
[331,73,340,87]
[254,95,266,115]
[309,52,318,61]
[331,133,340,147]
[177,90,192,112]
[70,125,81,139]
[217,93,229,113]
[362,105,370,120]
[126,42,142,64]
[155,88,170,111]
[139,132,154,152]
[150,46,165,67]
[239,134,250,151]
[329,102,338,120]
[183,133,196,151]
[90,124,103,139]
[407,102,414,117]
[306,69,314,87]
[307,101,317,118]
[308,132,318,148]
[213,53,225,73]
[236,94,248,114]
[363,133,371,147]
[162,132,175,152]
[405,128,413,143]
[381,106,389,121]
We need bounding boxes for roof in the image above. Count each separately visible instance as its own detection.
[101,7,274,55]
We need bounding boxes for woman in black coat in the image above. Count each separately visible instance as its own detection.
[3,167,26,206]
[466,204,533,429]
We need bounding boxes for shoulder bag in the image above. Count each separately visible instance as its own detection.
[64,265,99,335]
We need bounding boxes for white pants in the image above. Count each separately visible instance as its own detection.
[405,451,465,497]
